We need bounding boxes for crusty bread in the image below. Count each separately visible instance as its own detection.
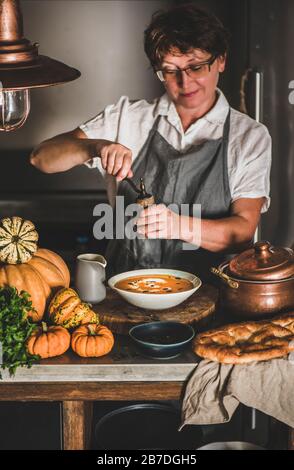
[193,313,294,364]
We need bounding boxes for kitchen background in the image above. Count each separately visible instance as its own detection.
[0,0,292,449]
[0,0,249,278]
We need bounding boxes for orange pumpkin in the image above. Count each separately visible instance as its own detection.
[71,324,114,357]
[0,248,70,322]
[49,287,98,329]
[26,322,71,359]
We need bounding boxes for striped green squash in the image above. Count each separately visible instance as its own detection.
[0,217,39,264]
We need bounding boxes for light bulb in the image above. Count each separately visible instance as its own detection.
[0,87,30,132]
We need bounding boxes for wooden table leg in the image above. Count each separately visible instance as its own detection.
[62,401,93,450]
[289,427,294,450]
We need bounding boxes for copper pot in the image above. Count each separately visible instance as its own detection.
[211,240,294,319]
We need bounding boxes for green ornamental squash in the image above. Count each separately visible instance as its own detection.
[0,217,38,264]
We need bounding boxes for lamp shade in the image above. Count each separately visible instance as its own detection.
[1,56,81,90]
[0,0,81,90]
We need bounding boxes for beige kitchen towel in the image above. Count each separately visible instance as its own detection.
[180,355,294,429]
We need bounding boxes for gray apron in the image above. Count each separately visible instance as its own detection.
[105,110,232,283]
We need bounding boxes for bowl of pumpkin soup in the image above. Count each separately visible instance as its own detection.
[108,269,201,309]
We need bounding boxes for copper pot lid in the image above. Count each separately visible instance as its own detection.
[228,240,294,281]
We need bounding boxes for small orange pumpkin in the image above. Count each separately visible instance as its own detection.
[49,287,98,329]
[71,324,114,357]
[26,322,71,358]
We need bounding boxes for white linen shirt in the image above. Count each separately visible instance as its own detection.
[80,89,271,212]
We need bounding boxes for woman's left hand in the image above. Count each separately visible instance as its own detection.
[136,204,181,239]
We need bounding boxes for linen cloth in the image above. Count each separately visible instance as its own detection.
[180,356,294,429]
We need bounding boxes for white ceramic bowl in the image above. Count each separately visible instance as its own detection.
[108,268,202,310]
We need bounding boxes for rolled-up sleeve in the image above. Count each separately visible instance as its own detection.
[230,124,272,213]
[79,96,131,174]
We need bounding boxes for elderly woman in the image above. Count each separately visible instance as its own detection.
[31,4,271,281]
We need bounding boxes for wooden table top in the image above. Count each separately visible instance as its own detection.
[94,284,218,335]
[0,332,200,383]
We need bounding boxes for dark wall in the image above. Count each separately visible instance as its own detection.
[247,0,294,246]
[176,0,249,110]
[0,149,105,193]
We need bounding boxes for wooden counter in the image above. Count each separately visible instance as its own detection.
[0,334,199,450]
[0,327,293,450]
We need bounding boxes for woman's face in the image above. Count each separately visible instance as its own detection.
[160,48,226,112]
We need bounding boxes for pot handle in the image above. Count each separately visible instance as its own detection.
[210,267,239,289]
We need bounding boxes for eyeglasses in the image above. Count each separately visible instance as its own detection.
[156,55,217,83]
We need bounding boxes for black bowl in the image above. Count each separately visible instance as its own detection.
[129,321,195,360]
[94,403,202,450]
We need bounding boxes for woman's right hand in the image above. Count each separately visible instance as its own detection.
[98,140,133,181]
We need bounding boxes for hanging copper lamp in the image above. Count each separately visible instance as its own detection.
[0,0,81,131]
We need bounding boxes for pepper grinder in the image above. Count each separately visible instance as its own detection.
[125,177,155,208]
[136,178,155,208]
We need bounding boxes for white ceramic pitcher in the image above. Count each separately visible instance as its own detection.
[75,253,107,303]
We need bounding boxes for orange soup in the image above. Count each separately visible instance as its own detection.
[114,274,193,294]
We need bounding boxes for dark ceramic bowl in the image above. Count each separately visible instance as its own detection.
[129,321,195,360]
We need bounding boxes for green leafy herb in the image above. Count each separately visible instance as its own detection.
[0,286,40,378]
